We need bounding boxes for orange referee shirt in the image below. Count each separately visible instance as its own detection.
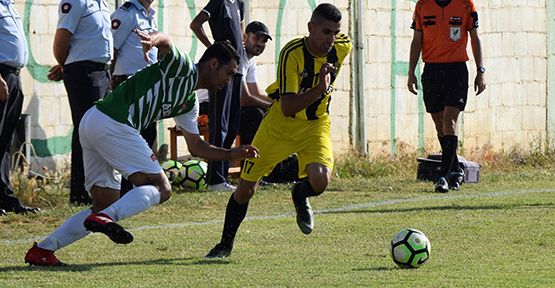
[411,0,478,63]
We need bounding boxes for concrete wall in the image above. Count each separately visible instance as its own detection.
[12,0,554,171]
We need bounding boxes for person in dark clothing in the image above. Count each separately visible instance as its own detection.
[0,0,39,215]
[47,0,113,204]
[190,0,245,192]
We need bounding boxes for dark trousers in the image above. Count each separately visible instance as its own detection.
[0,66,24,209]
[112,75,157,195]
[63,61,110,205]
[207,74,243,185]
[239,106,265,145]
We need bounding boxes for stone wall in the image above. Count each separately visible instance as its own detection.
[12,0,554,170]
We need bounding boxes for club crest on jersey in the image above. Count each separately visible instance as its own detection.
[61,2,72,13]
[162,103,172,117]
[111,19,121,30]
[450,26,461,42]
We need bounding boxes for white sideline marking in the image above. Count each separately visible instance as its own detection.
[3,188,554,246]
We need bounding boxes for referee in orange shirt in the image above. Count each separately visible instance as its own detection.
[407,0,486,193]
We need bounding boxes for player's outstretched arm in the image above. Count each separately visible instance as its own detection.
[181,129,259,161]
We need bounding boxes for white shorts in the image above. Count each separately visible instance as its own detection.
[79,106,162,192]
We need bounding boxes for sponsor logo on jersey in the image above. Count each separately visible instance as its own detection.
[162,103,172,117]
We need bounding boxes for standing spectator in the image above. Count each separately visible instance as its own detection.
[110,0,158,196]
[190,0,244,192]
[239,21,273,145]
[47,0,113,204]
[407,0,485,192]
[0,0,39,215]
[205,4,352,259]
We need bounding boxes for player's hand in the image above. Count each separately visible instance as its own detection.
[228,145,260,160]
[47,64,63,82]
[407,73,418,95]
[135,29,153,62]
[0,75,8,101]
[474,73,486,96]
[317,63,335,94]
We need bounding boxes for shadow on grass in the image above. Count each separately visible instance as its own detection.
[353,266,397,272]
[0,256,231,272]
[320,202,554,215]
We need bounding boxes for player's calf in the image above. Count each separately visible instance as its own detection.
[291,182,315,234]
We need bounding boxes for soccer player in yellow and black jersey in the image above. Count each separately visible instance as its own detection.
[205,3,352,259]
[408,0,486,193]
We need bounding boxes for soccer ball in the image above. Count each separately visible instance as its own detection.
[161,160,185,185]
[178,159,208,190]
[391,228,431,268]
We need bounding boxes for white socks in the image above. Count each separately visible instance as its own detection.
[38,208,92,251]
[36,185,161,252]
[100,185,161,222]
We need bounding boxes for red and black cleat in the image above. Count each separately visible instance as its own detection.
[24,242,65,266]
[84,212,133,244]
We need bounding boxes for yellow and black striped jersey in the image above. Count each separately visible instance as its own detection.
[266,33,352,120]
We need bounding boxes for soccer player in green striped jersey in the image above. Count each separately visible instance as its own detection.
[25,31,259,266]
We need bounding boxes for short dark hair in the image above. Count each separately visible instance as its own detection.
[311,3,342,23]
[198,41,240,67]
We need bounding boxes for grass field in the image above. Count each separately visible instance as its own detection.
[1,167,554,287]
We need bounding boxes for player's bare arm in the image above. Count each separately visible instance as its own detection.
[407,29,423,95]
[280,63,334,117]
[180,129,259,161]
[470,29,486,96]
[136,30,171,62]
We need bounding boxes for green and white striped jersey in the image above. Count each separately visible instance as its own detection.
[96,44,199,131]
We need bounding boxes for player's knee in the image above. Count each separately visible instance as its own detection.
[158,183,172,203]
[233,180,256,204]
[309,174,329,194]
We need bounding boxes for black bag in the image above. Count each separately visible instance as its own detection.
[417,154,480,183]
[262,155,300,183]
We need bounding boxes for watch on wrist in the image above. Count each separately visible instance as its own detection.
[478,66,486,74]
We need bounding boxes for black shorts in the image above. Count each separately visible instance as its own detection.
[421,62,468,113]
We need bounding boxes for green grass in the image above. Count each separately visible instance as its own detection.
[1,167,555,287]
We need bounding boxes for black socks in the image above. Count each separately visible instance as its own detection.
[292,179,321,202]
[439,135,458,178]
[220,193,249,247]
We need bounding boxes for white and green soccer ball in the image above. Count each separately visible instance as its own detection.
[161,160,185,185]
[178,159,208,190]
[391,228,431,268]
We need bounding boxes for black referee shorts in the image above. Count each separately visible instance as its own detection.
[421,62,469,113]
